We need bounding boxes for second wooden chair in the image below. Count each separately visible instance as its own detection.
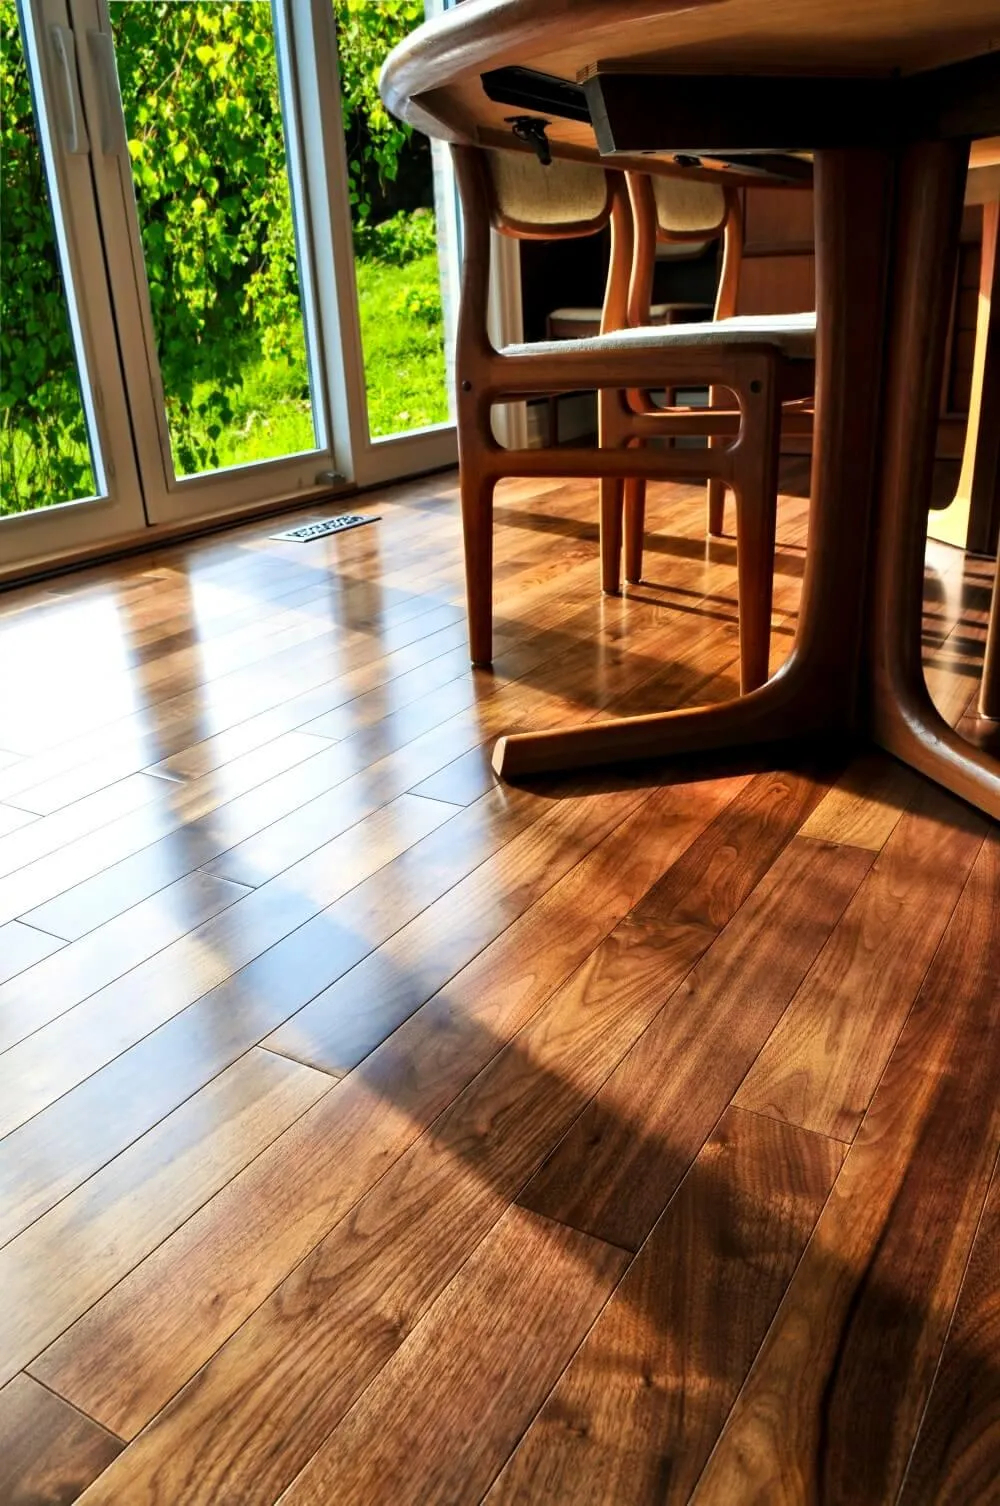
[451,144,815,691]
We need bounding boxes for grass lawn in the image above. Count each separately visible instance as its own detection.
[187,250,448,471]
[355,251,449,436]
[2,252,450,512]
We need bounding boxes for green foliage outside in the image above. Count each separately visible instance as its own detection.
[0,0,447,518]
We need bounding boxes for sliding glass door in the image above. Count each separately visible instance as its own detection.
[1,0,146,559]
[74,0,337,525]
[1,0,459,574]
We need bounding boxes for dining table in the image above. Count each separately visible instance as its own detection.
[380,0,1000,822]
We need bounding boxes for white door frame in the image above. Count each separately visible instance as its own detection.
[0,0,145,571]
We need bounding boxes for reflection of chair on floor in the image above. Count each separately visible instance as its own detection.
[609,172,817,596]
[452,143,816,691]
[928,172,999,560]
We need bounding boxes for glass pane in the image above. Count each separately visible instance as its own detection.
[334,0,450,438]
[109,0,320,477]
[0,0,99,517]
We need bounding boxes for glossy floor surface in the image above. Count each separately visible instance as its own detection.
[0,467,997,1505]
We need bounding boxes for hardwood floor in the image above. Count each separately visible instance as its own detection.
[0,465,996,1504]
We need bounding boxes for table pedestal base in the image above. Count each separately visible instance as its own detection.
[493,143,1000,822]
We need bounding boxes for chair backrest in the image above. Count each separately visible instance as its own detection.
[627,171,739,325]
[650,174,728,241]
[485,148,616,239]
[450,144,632,361]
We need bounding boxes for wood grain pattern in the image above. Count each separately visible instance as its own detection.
[32,774,743,1442]
[627,762,837,932]
[797,750,920,850]
[0,461,992,1504]
[899,1153,1000,1505]
[695,831,1000,1505]
[279,1206,629,1506]
[521,834,872,1250]
[0,1374,121,1506]
[735,780,987,1139]
[490,1108,843,1505]
[0,1049,331,1386]
[67,918,709,1503]
[262,768,673,1074]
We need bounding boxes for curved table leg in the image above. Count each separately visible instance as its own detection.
[495,149,897,781]
[869,140,1000,818]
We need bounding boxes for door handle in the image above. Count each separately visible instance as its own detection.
[48,25,89,155]
[87,30,127,156]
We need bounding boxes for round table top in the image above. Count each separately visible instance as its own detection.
[380,0,1000,177]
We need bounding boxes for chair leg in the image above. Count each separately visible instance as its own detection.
[461,467,495,666]
[547,396,559,447]
[733,482,778,692]
[707,479,727,536]
[707,382,729,536]
[730,358,782,693]
[600,476,625,595]
[624,477,646,583]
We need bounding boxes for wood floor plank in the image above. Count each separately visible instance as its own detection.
[261,771,671,1073]
[0,921,64,988]
[0,473,989,1504]
[0,773,167,886]
[27,773,745,1441]
[693,831,1000,1506]
[490,1108,844,1506]
[408,604,754,810]
[0,730,340,930]
[0,783,551,1242]
[0,609,470,813]
[627,762,837,932]
[16,738,383,941]
[734,780,987,1140]
[0,803,36,837]
[278,1206,629,1506]
[898,1154,1000,1506]
[521,834,872,1251]
[0,1048,331,1386]
[199,587,730,890]
[0,871,249,1052]
[797,750,920,850]
[14,600,602,939]
[53,917,704,1504]
[0,1374,121,1506]
[0,791,454,1139]
[0,587,466,807]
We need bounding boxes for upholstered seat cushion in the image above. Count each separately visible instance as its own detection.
[506,310,817,360]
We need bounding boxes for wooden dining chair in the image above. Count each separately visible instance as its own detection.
[542,228,717,445]
[451,143,816,690]
[611,171,817,593]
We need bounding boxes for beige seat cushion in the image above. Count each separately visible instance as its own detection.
[507,311,817,360]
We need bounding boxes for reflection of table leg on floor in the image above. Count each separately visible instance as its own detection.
[927,195,999,555]
[981,564,1000,719]
[493,144,1000,822]
[869,143,999,815]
